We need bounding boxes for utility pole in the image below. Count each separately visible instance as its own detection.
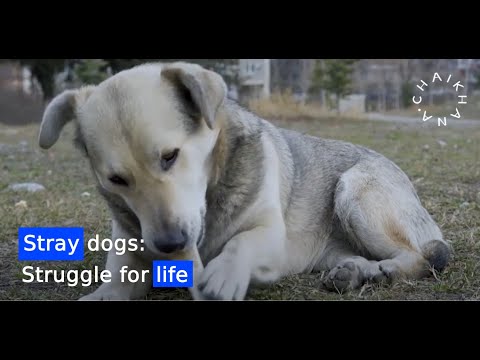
[263,59,270,98]
[465,59,472,96]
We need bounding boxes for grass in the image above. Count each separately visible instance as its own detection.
[249,92,366,120]
[0,114,479,301]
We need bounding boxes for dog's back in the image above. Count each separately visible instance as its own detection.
[218,102,450,280]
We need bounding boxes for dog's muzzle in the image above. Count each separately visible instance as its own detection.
[153,228,188,254]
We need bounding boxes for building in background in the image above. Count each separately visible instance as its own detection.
[268,59,478,111]
[238,59,315,105]
[0,62,44,125]
[237,59,270,104]
[2,59,478,124]
[352,59,478,112]
[270,59,314,102]
[352,59,403,112]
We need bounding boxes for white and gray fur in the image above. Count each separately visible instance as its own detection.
[38,62,451,300]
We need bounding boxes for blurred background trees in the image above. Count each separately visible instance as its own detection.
[310,59,358,111]
[17,59,67,101]
[2,58,478,125]
[74,59,110,86]
[11,59,239,103]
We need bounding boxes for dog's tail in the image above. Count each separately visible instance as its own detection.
[421,240,452,271]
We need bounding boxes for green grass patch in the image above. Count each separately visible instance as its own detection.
[1,118,479,300]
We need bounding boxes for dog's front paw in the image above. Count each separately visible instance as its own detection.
[197,254,250,300]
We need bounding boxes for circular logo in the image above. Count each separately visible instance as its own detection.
[412,73,468,126]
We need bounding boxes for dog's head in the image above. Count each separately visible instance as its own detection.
[38,62,227,255]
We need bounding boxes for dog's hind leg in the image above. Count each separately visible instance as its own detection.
[317,241,387,292]
[328,162,451,290]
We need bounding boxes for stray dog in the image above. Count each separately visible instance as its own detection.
[38,62,451,300]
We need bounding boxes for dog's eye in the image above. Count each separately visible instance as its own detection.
[109,175,129,187]
[161,149,179,171]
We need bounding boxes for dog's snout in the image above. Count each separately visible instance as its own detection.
[153,228,188,254]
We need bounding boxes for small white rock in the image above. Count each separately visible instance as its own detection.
[460,202,470,209]
[15,200,28,208]
[81,192,91,198]
[47,170,52,176]
[422,144,430,151]
[8,183,46,193]
[0,129,18,135]
[0,143,13,154]
[437,139,447,148]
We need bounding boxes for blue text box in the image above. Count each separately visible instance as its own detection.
[152,260,193,288]
[18,227,84,261]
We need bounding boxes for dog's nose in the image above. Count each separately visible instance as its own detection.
[153,229,188,254]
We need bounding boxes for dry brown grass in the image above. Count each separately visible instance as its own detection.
[249,92,329,120]
[249,92,367,121]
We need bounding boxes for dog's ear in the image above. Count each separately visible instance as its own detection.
[38,86,95,149]
[161,63,227,130]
